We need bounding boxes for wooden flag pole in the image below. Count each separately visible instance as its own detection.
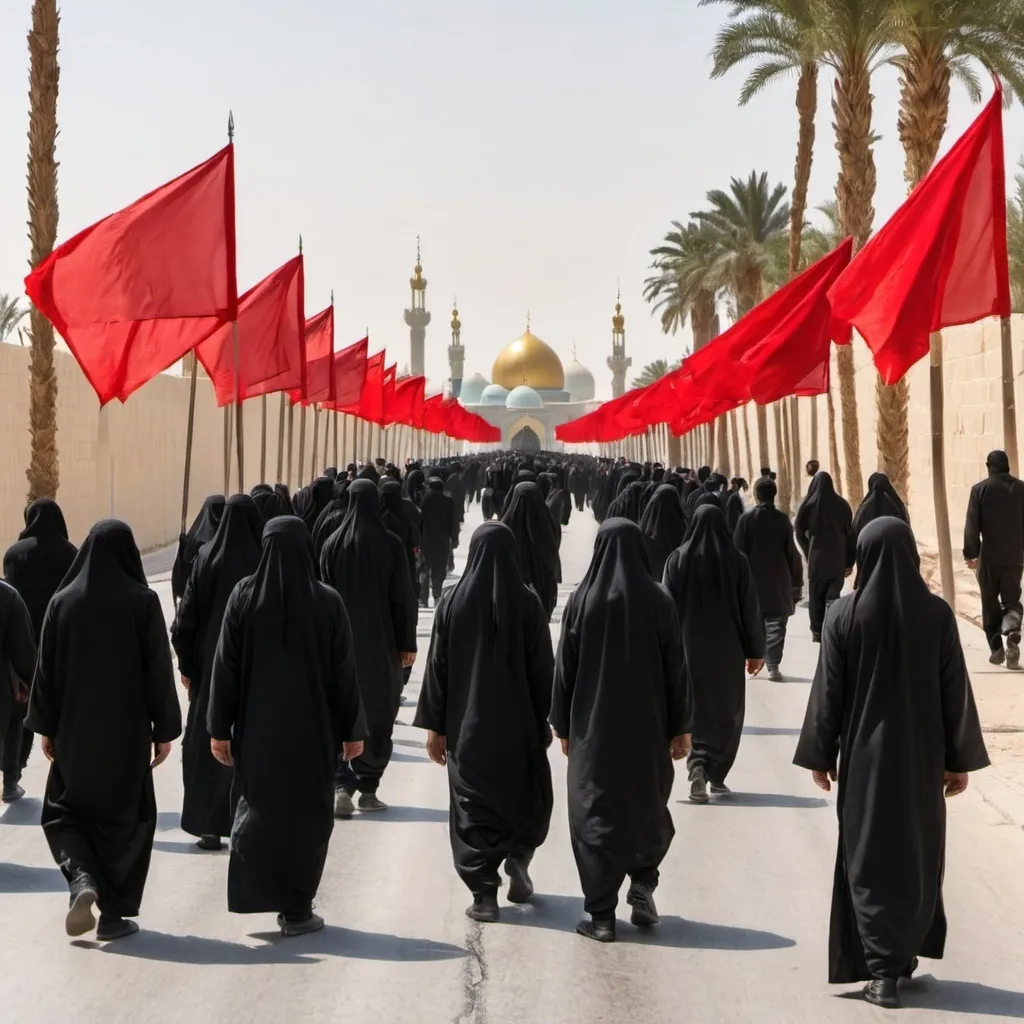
[324,406,331,468]
[223,406,231,494]
[297,406,307,487]
[276,393,286,483]
[232,319,244,492]
[260,394,267,483]
[333,412,339,467]
[311,405,321,480]
[180,352,199,535]
[286,402,295,488]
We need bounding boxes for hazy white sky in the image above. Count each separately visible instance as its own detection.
[1,0,1020,397]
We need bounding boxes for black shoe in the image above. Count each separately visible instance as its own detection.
[863,979,900,1009]
[96,915,139,942]
[466,892,500,923]
[333,789,355,819]
[504,858,534,904]
[2,783,25,803]
[279,912,325,937]
[358,793,388,813]
[626,883,659,927]
[1007,642,1021,671]
[576,916,616,943]
[65,878,99,937]
[767,667,783,682]
[689,768,709,805]
[990,647,1006,665]
[196,835,223,851]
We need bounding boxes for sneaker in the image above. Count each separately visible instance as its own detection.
[689,768,709,805]
[280,912,325,938]
[334,789,355,819]
[358,793,388,813]
[96,916,139,942]
[1008,641,1021,671]
[767,667,783,682]
[2,783,25,803]
[626,882,659,927]
[990,648,1006,665]
[65,881,99,938]
[466,892,500,923]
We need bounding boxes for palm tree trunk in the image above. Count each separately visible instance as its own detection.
[25,0,60,502]
[1001,317,1019,475]
[779,401,793,513]
[826,381,843,496]
[833,56,874,500]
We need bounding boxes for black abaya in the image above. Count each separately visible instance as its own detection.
[794,517,989,983]
[26,520,182,918]
[663,505,764,787]
[502,482,562,621]
[381,480,421,588]
[639,485,686,581]
[209,517,364,915]
[551,518,690,916]
[171,494,265,839]
[319,480,418,795]
[420,479,457,602]
[171,495,225,604]
[851,472,909,544]
[415,523,554,895]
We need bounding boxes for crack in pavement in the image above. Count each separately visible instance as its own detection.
[455,919,489,1024]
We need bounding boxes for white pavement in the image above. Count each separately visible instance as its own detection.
[3,503,1024,1022]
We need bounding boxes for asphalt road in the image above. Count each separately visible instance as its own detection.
[3,503,1024,1022]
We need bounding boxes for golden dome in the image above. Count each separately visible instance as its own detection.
[410,262,427,292]
[492,329,565,391]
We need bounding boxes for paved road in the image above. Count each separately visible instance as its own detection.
[3,504,1024,1022]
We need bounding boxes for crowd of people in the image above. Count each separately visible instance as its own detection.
[0,444,1017,1009]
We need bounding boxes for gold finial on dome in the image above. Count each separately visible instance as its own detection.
[410,235,427,292]
[612,285,625,332]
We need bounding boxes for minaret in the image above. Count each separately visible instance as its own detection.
[448,297,465,398]
[403,237,431,377]
[607,288,631,398]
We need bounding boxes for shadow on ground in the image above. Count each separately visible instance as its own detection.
[0,863,66,893]
[837,977,1024,1017]
[86,925,466,965]
[0,797,42,825]
[344,805,448,824]
[678,792,829,810]
[742,726,801,737]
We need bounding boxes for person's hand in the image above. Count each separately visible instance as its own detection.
[670,734,691,760]
[812,768,837,792]
[41,736,55,762]
[151,741,172,768]
[426,731,447,766]
[746,658,765,677]
[559,737,569,756]
[342,740,364,761]
[944,771,969,797]
[966,558,978,571]
[400,652,417,669]
[210,738,233,766]
[181,676,191,699]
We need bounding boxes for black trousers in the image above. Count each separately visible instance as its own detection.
[1,704,25,786]
[336,715,397,795]
[808,578,844,639]
[764,616,788,670]
[978,561,1024,651]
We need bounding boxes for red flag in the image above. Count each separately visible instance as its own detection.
[829,85,1010,383]
[388,376,425,426]
[421,393,446,433]
[327,337,368,412]
[295,306,335,404]
[25,145,237,404]
[357,352,386,425]
[379,364,398,423]
[196,255,304,407]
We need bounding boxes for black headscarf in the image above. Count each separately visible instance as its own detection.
[251,489,292,522]
[380,479,420,587]
[293,477,336,534]
[639,484,686,582]
[795,471,854,579]
[3,498,77,640]
[172,495,225,603]
[605,480,646,524]
[851,472,909,543]
[501,481,562,621]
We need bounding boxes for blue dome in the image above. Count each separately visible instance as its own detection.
[480,384,510,406]
[506,385,544,410]
[459,372,490,405]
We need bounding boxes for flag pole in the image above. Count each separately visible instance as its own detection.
[276,394,286,483]
[180,351,199,535]
[312,405,321,479]
[260,394,267,482]
[223,405,231,494]
[228,111,244,493]
[287,402,295,487]
[298,406,307,486]
[333,411,339,466]
[323,405,330,468]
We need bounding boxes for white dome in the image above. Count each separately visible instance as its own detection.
[480,383,510,406]
[564,358,595,402]
[506,385,544,410]
[459,372,490,405]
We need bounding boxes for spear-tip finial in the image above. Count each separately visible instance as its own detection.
[526,309,531,332]
[330,289,335,305]
[228,110,235,142]
[416,235,421,265]
[298,234,303,255]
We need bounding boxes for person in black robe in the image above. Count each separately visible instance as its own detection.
[208,516,365,937]
[795,471,855,642]
[381,479,421,589]
[569,464,588,512]
[171,495,225,604]
[0,582,36,802]
[480,465,506,522]
[311,490,351,560]
[403,466,426,505]
[605,480,646,523]
[552,519,690,942]
[171,494,264,849]
[851,472,909,544]
[26,520,182,941]
[273,483,294,513]
[293,476,336,534]
[733,478,803,681]
[663,505,765,804]
[320,480,418,814]
[723,479,747,533]
[3,497,77,777]
[420,477,458,605]
[415,522,554,922]
[639,484,686,582]
[546,478,572,528]
[251,488,292,522]
[794,517,990,1009]
[462,461,482,507]
[502,481,562,621]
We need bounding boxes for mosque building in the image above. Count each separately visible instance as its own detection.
[402,248,621,452]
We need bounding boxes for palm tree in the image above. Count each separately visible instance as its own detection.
[886,0,1024,603]
[0,294,29,342]
[631,358,682,390]
[1008,162,1024,312]
[693,171,790,471]
[26,0,60,502]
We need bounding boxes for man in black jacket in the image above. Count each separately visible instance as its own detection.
[964,450,1024,669]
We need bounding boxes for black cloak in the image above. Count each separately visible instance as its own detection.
[733,498,804,618]
[501,481,562,621]
[171,494,265,839]
[663,505,764,786]
[208,516,364,915]
[3,498,78,640]
[605,480,646,524]
[381,479,421,588]
[851,472,910,544]
[26,520,182,918]
[0,582,36,764]
[172,495,225,604]
[795,471,855,579]
[414,522,554,893]
[794,518,990,983]
[546,483,572,527]
[639,485,687,582]
[551,518,690,916]
[251,489,292,522]
[294,477,336,534]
